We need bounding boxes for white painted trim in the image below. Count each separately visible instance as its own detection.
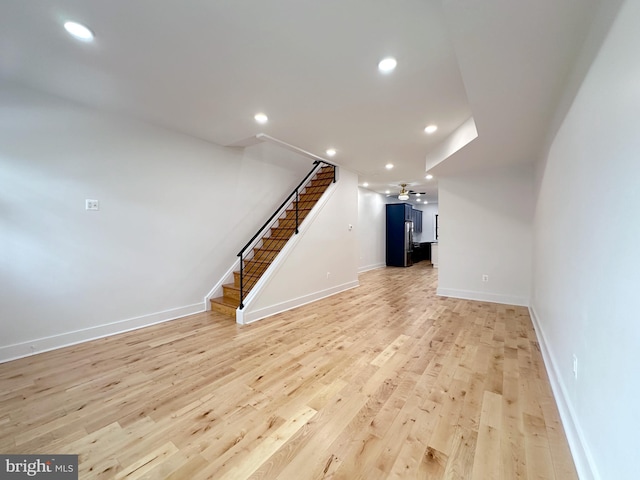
[242,280,360,325]
[436,287,528,307]
[358,263,386,273]
[204,258,240,308]
[0,303,205,364]
[529,306,600,480]
[256,133,339,167]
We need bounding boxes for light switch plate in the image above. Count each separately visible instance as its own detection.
[86,199,99,210]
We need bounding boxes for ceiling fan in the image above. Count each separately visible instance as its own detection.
[397,183,426,201]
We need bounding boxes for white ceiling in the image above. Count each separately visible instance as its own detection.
[0,0,600,205]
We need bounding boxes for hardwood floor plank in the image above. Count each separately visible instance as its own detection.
[0,262,576,479]
[471,391,503,480]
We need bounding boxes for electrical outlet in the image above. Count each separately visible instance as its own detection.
[86,199,99,210]
[573,354,578,379]
[482,274,489,282]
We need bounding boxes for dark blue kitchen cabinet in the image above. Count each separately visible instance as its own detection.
[403,203,412,220]
[412,208,422,233]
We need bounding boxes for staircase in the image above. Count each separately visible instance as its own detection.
[210,164,336,318]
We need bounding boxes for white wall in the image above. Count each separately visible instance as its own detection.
[244,169,359,321]
[357,188,386,272]
[531,1,640,478]
[437,164,533,306]
[0,83,311,361]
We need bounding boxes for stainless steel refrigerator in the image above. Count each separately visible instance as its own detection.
[386,204,414,267]
[403,220,414,267]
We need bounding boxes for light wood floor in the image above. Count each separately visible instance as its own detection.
[0,262,576,479]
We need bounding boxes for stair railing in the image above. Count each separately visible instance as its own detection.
[237,160,336,309]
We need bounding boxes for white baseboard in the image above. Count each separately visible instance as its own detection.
[358,262,386,273]
[436,287,528,307]
[241,280,359,325]
[528,306,599,480]
[0,303,205,364]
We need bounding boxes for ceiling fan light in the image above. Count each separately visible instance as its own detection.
[398,183,409,201]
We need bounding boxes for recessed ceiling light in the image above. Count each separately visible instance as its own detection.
[425,174,433,180]
[363,182,369,187]
[416,199,421,203]
[254,113,268,124]
[64,21,94,41]
[326,148,336,157]
[378,57,397,73]
[385,190,390,194]
[416,193,421,197]
[424,124,438,134]
[424,200,429,204]
[385,163,394,170]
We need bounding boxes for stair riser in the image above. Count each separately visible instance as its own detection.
[210,300,236,318]
[242,264,271,278]
[258,238,289,250]
[295,196,323,204]
[273,222,297,231]
[307,179,333,188]
[297,190,324,200]
[314,172,334,180]
[269,232,295,241]
[233,271,263,288]
[306,183,332,192]
[222,286,241,302]
[244,258,270,268]
[252,250,278,262]
[286,207,312,216]
[270,226,295,235]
